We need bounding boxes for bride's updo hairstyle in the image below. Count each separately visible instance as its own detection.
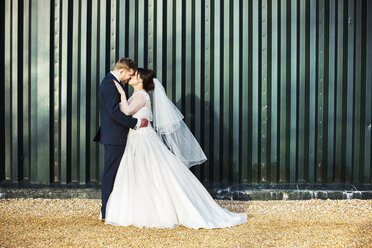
[138,68,156,92]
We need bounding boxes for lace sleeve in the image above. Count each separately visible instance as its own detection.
[119,92,147,115]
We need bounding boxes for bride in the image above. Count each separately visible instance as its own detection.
[100,68,247,229]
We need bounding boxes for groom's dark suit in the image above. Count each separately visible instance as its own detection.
[96,72,138,219]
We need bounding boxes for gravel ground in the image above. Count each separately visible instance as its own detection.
[0,198,371,248]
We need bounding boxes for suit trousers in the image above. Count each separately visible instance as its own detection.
[101,144,125,219]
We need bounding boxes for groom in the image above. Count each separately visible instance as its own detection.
[94,57,148,222]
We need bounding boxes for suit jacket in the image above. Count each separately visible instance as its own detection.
[94,72,137,145]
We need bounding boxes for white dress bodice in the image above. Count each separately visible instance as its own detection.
[129,91,152,121]
[127,91,155,136]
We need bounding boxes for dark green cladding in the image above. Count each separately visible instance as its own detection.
[1,0,372,187]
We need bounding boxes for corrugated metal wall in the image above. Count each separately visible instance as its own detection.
[1,0,372,187]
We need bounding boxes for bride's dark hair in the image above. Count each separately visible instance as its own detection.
[138,68,156,92]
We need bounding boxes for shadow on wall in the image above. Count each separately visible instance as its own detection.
[175,93,232,186]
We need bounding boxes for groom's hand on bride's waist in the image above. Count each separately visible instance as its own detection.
[139,118,148,128]
[133,118,148,129]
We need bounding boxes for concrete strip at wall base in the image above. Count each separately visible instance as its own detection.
[212,189,372,201]
[0,188,101,199]
[1,187,372,201]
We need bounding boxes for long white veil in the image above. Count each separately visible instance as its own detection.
[152,78,207,168]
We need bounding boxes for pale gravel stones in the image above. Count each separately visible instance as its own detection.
[0,198,371,247]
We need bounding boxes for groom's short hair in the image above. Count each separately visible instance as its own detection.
[115,57,137,71]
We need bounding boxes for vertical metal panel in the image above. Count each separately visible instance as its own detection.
[165,0,173,100]
[23,0,31,181]
[335,0,345,183]
[175,0,182,111]
[54,0,61,183]
[222,0,230,184]
[147,0,154,69]
[98,0,107,184]
[155,0,163,80]
[137,0,145,67]
[317,0,325,183]
[90,0,100,184]
[289,0,297,183]
[79,0,88,184]
[60,0,68,184]
[184,0,192,128]
[30,0,37,182]
[298,0,306,183]
[308,0,316,183]
[110,0,117,69]
[270,0,278,184]
[29,0,51,184]
[71,0,79,183]
[353,0,362,184]
[203,0,212,183]
[365,0,372,184]
[279,0,288,183]
[241,0,249,183]
[1,0,372,187]
[346,0,355,184]
[11,0,19,182]
[194,0,202,179]
[37,0,51,184]
[327,0,336,183]
[118,0,126,58]
[361,1,372,184]
[128,0,136,62]
[251,0,259,184]
[232,0,239,183]
[261,0,268,183]
[212,0,221,184]
[4,0,12,181]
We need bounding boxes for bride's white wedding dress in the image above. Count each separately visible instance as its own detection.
[102,89,247,229]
